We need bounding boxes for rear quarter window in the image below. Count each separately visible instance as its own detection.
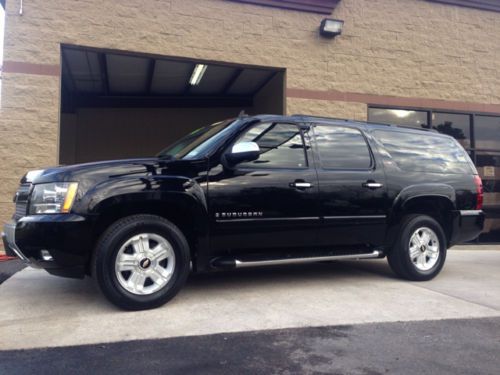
[373,129,473,174]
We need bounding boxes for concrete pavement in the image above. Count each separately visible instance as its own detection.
[1,249,500,350]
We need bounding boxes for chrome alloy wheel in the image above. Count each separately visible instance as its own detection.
[115,233,175,295]
[408,227,440,271]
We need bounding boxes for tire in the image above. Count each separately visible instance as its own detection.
[387,214,447,281]
[92,214,190,310]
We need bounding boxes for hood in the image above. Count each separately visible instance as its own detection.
[21,157,207,189]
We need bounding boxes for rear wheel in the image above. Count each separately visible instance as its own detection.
[387,215,447,281]
[93,214,190,310]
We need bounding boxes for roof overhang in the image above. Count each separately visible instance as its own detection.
[426,0,500,12]
[61,45,284,111]
[227,0,340,14]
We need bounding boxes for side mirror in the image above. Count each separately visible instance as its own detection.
[226,141,260,166]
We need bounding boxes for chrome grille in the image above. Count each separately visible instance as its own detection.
[13,183,31,220]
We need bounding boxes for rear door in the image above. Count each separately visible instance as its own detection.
[311,123,390,247]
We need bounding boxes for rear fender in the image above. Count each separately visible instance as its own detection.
[386,183,456,246]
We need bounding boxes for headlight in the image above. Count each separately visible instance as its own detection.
[29,182,79,214]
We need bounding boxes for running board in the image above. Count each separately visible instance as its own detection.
[211,250,383,269]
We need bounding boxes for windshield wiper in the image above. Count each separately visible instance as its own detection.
[157,154,176,160]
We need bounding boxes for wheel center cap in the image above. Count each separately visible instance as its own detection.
[140,258,152,269]
[420,245,426,252]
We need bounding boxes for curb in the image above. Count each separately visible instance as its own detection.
[0,255,17,262]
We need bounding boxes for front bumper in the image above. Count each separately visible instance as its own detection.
[450,210,485,246]
[2,222,31,262]
[2,214,94,278]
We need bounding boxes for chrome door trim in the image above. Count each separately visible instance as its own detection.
[323,215,387,220]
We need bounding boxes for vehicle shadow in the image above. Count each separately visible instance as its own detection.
[1,258,399,313]
[185,258,398,291]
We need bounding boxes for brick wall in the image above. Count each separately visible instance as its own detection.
[1,0,500,250]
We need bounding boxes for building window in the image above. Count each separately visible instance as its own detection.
[368,108,428,129]
[475,115,500,151]
[432,112,471,149]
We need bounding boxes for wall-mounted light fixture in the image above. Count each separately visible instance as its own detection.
[319,18,344,38]
[189,64,208,86]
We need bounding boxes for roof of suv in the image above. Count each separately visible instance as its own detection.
[249,113,440,136]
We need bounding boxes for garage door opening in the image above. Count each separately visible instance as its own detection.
[59,45,286,164]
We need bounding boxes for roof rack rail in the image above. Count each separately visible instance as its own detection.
[291,114,392,126]
[292,114,439,132]
[291,114,359,122]
[393,124,437,132]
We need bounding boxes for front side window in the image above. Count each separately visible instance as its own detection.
[314,125,372,169]
[236,122,307,168]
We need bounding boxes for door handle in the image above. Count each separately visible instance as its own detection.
[362,181,383,189]
[290,181,313,189]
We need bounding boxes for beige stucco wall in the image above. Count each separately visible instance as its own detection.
[1,0,499,245]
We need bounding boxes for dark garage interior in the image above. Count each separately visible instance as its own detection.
[59,45,286,164]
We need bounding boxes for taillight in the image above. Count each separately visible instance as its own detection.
[474,175,483,210]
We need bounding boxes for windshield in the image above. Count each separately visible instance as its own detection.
[157,119,239,160]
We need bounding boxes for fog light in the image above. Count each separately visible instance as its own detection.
[319,18,344,38]
[40,250,53,261]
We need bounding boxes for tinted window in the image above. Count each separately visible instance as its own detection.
[157,119,238,159]
[237,123,307,168]
[432,112,471,148]
[475,115,500,150]
[368,108,429,128]
[374,130,472,174]
[314,125,371,169]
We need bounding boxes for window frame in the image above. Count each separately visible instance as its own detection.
[311,123,375,171]
[227,121,311,170]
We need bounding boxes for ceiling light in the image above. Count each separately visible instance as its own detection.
[189,64,208,86]
[319,18,344,38]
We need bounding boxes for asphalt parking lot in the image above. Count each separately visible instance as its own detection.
[1,247,499,374]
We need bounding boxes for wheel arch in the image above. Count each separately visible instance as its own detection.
[83,178,209,274]
[386,184,457,248]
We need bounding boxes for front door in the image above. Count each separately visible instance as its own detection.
[311,123,390,248]
[208,121,320,255]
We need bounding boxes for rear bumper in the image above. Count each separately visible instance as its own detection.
[2,214,94,278]
[450,210,485,246]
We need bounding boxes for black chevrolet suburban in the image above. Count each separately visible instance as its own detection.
[3,114,485,310]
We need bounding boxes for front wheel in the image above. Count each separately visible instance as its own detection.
[387,215,447,281]
[93,215,190,310]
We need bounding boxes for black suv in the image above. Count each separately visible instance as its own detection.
[2,114,485,310]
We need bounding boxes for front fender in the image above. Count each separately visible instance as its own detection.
[75,175,209,255]
[80,175,207,215]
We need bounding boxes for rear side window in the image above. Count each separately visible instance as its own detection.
[373,129,473,174]
[314,125,372,169]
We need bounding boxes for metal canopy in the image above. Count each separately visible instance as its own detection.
[61,46,280,110]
